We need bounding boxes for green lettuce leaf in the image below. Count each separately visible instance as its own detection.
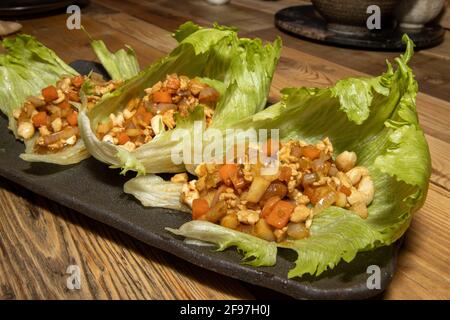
[166,220,277,267]
[150,35,431,278]
[124,174,190,212]
[80,22,281,174]
[90,39,140,81]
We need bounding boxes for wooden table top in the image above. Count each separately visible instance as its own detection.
[0,0,449,300]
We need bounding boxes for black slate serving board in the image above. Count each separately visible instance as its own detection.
[0,61,401,299]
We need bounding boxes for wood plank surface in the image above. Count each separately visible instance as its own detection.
[0,179,254,299]
[0,0,449,300]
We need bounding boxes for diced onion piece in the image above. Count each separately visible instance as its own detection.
[27,95,45,107]
[198,87,220,105]
[302,172,318,185]
[43,126,78,145]
[152,103,177,114]
[211,184,227,208]
[286,222,309,240]
[220,214,239,229]
[125,128,141,137]
[246,176,271,203]
[254,219,275,241]
[260,181,287,204]
[206,200,227,223]
[313,189,336,215]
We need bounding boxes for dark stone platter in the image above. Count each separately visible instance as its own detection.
[0,60,403,299]
[275,5,445,50]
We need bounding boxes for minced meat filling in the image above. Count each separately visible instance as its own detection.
[95,74,220,152]
[177,138,374,243]
[14,73,121,153]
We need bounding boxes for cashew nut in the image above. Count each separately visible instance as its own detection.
[336,171,352,188]
[347,187,366,205]
[335,192,347,207]
[350,201,368,219]
[347,175,374,206]
[346,166,369,185]
[358,175,374,205]
[335,151,357,172]
[273,227,288,242]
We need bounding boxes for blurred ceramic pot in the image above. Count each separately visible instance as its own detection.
[206,0,230,5]
[311,0,399,34]
[396,0,445,30]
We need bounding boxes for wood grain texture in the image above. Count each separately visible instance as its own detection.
[383,184,450,300]
[0,180,254,299]
[0,0,449,300]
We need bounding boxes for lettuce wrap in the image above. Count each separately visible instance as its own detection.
[0,35,85,164]
[79,22,282,175]
[0,34,138,165]
[126,35,431,277]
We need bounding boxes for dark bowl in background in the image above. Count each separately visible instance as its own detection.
[0,0,89,18]
[311,0,399,34]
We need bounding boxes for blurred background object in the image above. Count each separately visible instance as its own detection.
[0,0,89,18]
[312,0,398,35]
[396,0,446,30]
[0,20,22,36]
[275,0,447,50]
[206,0,231,4]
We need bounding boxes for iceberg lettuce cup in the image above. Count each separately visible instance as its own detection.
[125,35,431,277]
[79,22,281,175]
[0,34,139,165]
